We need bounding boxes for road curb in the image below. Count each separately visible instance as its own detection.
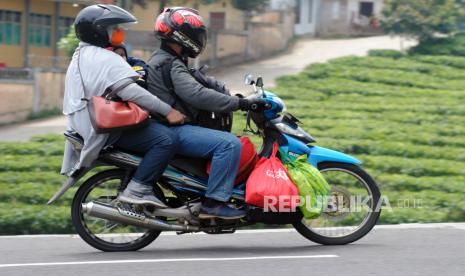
[0,222,463,239]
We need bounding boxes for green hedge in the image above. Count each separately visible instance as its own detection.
[409,34,465,56]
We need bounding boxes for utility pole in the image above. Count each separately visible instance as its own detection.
[24,0,31,68]
[159,0,168,12]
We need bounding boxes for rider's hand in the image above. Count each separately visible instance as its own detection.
[166,108,186,125]
[238,98,271,112]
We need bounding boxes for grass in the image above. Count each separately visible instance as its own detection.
[26,108,62,121]
[264,53,465,224]
[1,52,465,234]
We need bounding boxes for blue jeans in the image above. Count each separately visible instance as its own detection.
[171,125,242,202]
[114,121,178,186]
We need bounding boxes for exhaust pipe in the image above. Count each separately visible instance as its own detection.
[82,202,199,232]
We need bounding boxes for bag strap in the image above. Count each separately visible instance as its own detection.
[157,56,196,120]
[159,57,176,93]
[102,78,135,99]
[271,143,279,158]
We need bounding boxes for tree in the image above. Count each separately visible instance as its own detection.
[382,0,465,42]
[57,25,79,58]
[231,0,269,11]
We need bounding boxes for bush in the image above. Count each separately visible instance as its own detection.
[409,33,465,56]
[27,108,62,121]
[0,203,73,235]
[368,49,405,59]
[382,0,465,42]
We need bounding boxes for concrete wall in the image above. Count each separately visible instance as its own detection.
[249,10,295,59]
[0,69,64,124]
[36,70,65,111]
[0,81,34,124]
[216,31,247,59]
[317,0,351,35]
[317,0,384,36]
[293,0,320,36]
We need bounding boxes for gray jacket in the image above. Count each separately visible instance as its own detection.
[61,80,172,176]
[146,47,240,123]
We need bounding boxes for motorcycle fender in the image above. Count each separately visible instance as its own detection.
[307,146,362,167]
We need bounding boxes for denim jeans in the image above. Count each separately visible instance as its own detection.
[171,125,242,202]
[114,121,178,186]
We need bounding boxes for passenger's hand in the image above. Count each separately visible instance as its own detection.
[166,108,186,125]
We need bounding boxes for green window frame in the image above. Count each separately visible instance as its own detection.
[0,10,22,45]
[28,13,51,47]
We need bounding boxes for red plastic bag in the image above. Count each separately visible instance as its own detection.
[207,136,258,185]
[245,143,299,211]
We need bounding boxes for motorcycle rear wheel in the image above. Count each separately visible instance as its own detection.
[71,169,163,252]
[293,162,381,245]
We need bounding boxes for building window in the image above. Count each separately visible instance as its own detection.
[308,0,313,23]
[295,0,301,24]
[29,13,51,47]
[0,10,22,45]
[332,0,340,20]
[359,2,374,17]
[58,16,74,40]
[209,12,225,30]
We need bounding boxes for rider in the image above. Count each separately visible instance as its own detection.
[147,7,269,219]
[61,4,186,208]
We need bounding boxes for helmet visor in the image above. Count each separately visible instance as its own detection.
[197,29,207,54]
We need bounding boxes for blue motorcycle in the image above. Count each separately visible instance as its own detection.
[49,75,381,252]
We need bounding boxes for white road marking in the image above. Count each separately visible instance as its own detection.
[0,223,463,239]
[0,255,338,268]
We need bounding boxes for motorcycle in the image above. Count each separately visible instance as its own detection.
[48,75,381,252]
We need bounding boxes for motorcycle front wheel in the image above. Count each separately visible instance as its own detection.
[293,162,381,245]
[71,169,163,252]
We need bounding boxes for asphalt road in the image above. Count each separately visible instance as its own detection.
[0,224,464,276]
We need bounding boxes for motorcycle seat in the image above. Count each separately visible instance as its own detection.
[64,131,209,179]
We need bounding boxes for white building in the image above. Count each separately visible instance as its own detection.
[269,0,384,36]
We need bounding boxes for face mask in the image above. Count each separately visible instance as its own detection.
[109,28,125,46]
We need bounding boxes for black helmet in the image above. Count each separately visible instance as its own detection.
[74,4,137,48]
[154,7,207,58]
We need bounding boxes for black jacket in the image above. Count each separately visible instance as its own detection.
[146,44,239,123]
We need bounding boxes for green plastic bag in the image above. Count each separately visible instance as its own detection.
[280,151,331,219]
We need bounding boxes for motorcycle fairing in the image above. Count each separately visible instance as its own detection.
[280,134,362,167]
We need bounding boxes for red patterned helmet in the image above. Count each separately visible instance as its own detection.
[154,7,207,58]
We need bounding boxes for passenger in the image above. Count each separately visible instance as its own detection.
[111,44,148,88]
[61,4,186,207]
[147,7,269,219]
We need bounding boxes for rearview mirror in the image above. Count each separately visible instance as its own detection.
[256,77,264,88]
[244,74,255,85]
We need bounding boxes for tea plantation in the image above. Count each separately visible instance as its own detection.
[1,52,464,234]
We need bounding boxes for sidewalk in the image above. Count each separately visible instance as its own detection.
[0,36,415,142]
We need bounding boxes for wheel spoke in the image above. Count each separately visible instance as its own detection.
[78,172,154,245]
[299,165,379,240]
